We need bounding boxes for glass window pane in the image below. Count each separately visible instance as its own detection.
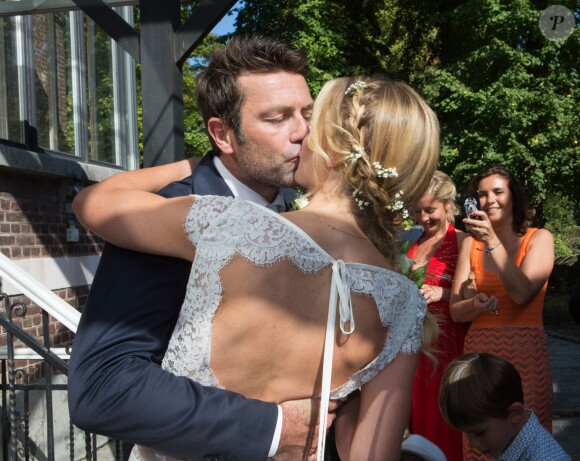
[1,6,137,168]
[0,16,22,142]
[86,20,115,164]
[33,13,74,154]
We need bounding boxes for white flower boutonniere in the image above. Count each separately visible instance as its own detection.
[292,195,310,210]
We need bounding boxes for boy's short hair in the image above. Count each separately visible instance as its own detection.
[438,353,524,429]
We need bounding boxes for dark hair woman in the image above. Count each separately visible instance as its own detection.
[450,165,555,461]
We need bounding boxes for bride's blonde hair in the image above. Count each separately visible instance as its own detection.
[308,76,441,354]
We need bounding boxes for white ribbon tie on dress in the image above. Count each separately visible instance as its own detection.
[317,260,356,461]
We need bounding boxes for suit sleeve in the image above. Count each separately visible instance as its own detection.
[68,178,278,461]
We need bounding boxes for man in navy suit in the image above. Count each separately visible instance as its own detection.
[69,36,334,461]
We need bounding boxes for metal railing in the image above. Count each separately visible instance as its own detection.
[0,253,80,333]
[0,253,123,461]
[0,288,125,461]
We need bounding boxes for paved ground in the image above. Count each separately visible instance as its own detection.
[548,331,580,461]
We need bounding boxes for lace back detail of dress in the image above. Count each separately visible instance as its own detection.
[163,196,427,399]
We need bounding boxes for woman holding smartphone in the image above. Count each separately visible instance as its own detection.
[449,165,555,461]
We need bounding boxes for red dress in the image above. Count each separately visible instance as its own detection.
[408,224,469,461]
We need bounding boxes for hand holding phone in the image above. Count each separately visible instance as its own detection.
[463,191,482,220]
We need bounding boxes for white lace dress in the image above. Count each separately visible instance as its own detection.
[131,196,427,461]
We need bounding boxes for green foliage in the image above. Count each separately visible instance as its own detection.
[183,61,211,157]
[182,34,223,157]
[235,0,382,93]
[232,0,579,249]
[543,192,580,257]
[418,2,580,214]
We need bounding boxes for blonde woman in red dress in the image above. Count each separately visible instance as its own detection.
[450,165,554,461]
[407,171,468,461]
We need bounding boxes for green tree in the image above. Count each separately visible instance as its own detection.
[234,0,580,254]
[235,0,389,92]
[415,1,580,215]
[182,34,224,157]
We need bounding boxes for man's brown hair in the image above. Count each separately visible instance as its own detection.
[196,35,309,148]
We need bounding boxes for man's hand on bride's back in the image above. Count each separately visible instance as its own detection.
[273,398,340,461]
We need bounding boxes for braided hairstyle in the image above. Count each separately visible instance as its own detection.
[308,76,440,263]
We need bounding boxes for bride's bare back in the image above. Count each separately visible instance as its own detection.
[213,257,386,402]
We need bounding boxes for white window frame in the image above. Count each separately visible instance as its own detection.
[0,6,138,171]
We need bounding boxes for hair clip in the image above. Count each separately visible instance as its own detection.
[345,81,367,96]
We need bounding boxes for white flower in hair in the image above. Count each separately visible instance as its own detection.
[349,147,365,161]
[345,81,367,96]
[373,163,399,179]
[386,190,409,218]
[352,189,369,210]
[391,200,404,210]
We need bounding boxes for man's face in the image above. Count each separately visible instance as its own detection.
[228,72,313,199]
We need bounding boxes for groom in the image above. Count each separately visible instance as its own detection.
[68,36,335,461]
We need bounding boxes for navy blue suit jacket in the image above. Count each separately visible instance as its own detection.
[68,154,296,461]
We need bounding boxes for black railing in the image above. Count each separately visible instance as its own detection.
[0,289,123,461]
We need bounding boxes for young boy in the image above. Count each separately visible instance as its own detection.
[438,353,570,461]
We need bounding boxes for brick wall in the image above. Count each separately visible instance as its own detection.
[0,169,102,259]
[1,167,103,379]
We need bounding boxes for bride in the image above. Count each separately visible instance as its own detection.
[73,76,439,460]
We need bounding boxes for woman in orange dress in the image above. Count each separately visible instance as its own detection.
[450,166,554,461]
[407,171,469,461]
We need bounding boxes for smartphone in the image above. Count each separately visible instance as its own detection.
[463,191,482,220]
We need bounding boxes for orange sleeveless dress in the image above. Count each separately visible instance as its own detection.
[462,228,553,461]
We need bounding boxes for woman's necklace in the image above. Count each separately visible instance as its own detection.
[413,230,446,266]
[317,215,368,240]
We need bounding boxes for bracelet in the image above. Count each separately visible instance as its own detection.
[485,241,502,254]
[476,241,502,255]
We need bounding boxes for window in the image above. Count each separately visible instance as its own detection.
[0,6,138,169]
[0,15,22,142]
[34,12,74,153]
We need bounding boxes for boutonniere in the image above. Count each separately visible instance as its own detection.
[399,240,426,288]
[291,188,310,210]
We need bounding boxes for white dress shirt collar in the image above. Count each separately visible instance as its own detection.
[213,156,286,211]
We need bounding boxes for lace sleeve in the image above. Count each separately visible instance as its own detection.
[400,289,428,354]
[183,195,234,246]
[350,269,427,356]
[372,274,427,355]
